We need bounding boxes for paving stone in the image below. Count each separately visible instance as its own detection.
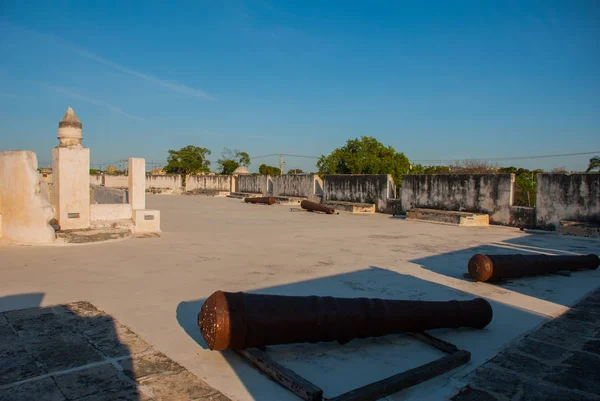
[86,323,152,358]
[0,352,42,386]
[140,370,230,401]
[582,289,600,305]
[528,320,591,350]
[573,299,600,314]
[76,388,155,401]
[518,381,600,401]
[7,311,74,337]
[466,366,525,399]
[2,306,55,322]
[490,351,549,377]
[54,364,135,399]
[120,352,184,380]
[583,339,600,356]
[564,308,600,326]
[0,315,15,340]
[514,339,571,363]
[0,377,65,401]
[61,301,106,318]
[34,342,104,373]
[451,387,502,401]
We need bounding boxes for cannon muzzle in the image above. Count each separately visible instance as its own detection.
[198,291,493,351]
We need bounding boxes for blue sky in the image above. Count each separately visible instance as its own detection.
[1,1,598,172]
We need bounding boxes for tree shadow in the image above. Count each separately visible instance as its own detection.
[1,293,223,401]
[410,233,600,306]
[176,266,552,401]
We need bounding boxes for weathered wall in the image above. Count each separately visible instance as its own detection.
[145,174,182,193]
[271,174,322,200]
[0,151,55,243]
[185,175,231,193]
[90,204,132,221]
[400,174,515,225]
[104,175,128,188]
[90,185,127,204]
[238,175,268,194]
[90,174,103,186]
[536,174,600,229]
[322,174,395,213]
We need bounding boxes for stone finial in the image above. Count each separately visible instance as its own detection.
[57,107,83,147]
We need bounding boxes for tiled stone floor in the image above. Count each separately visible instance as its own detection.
[0,301,229,401]
[452,288,600,401]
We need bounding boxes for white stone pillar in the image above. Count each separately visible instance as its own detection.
[128,158,146,210]
[52,107,90,230]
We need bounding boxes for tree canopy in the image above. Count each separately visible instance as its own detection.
[164,145,211,175]
[259,164,282,175]
[217,148,250,174]
[288,169,304,174]
[586,156,600,173]
[317,136,410,183]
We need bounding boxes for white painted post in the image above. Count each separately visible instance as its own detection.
[128,158,146,210]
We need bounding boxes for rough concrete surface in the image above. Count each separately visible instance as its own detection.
[1,195,599,401]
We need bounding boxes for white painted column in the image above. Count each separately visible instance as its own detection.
[52,147,91,230]
[128,157,146,210]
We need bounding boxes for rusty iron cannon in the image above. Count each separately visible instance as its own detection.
[198,291,493,351]
[244,197,276,205]
[468,253,600,282]
[300,200,335,214]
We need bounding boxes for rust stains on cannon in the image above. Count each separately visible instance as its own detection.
[468,253,600,282]
[198,291,493,351]
[244,197,276,205]
[300,200,335,214]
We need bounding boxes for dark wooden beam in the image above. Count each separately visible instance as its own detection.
[236,348,323,401]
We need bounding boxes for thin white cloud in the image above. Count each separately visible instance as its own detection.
[72,47,214,100]
[46,84,144,121]
[2,21,213,100]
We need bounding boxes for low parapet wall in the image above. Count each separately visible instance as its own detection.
[400,174,515,225]
[104,175,128,188]
[238,175,268,194]
[185,175,231,193]
[536,174,600,230]
[271,174,323,200]
[322,174,395,213]
[145,174,182,194]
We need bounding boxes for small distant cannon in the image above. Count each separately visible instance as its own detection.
[244,197,276,205]
[198,291,493,351]
[468,253,600,282]
[300,200,335,214]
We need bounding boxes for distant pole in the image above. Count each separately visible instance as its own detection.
[279,154,285,175]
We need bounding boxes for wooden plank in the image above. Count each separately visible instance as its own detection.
[328,350,471,401]
[236,348,323,401]
[407,332,459,354]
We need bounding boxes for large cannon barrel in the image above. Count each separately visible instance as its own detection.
[244,197,276,205]
[300,200,335,214]
[468,253,600,282]
[198,291,493,351]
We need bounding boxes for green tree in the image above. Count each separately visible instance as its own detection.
[586,156,600,173]
[90,168,100,175]
[317,136,410,183]
[259,164,282,175]
[164,145,211,175]
[288,169,304,174]
[217,148,250,174]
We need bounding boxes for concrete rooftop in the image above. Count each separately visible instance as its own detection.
[1,195,599,400]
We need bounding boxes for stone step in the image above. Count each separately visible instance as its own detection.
[559,220,600,238]
[322,200,376,214]
[406,208,489,226]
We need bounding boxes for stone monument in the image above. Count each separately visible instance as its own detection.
[52,107,90,230]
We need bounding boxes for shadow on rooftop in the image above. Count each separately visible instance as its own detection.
[176,265,554,401]
[410,233,600,306]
